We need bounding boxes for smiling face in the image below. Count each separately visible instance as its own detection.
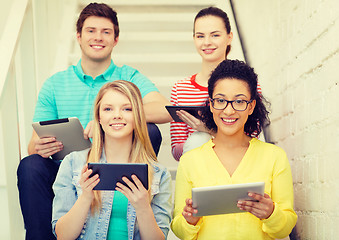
[99,89,135,142]
[77,16,118,64]
[210,78,256,138]
[194,15,233,63]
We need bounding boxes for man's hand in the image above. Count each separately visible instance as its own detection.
[143,92,172,123]
[83,120,94,139]
[34,137,63,158]
[28,130,63,158]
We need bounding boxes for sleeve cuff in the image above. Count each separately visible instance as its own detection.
[261,202,291,236]
[171,216,203,239]
[262,202,284,227]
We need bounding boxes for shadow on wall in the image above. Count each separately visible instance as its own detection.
[289,227,300,240]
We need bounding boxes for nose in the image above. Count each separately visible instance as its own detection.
[203,36,211,45]
[94,32,103,41]
[223,102,236,115]
[112,110,122,119]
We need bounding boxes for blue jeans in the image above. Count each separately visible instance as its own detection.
[17,123,162,240]
[17,154,59,240]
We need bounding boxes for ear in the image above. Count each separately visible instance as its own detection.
[227,32,233,45]
[248,99,256,115]
[113,36,119,47]
[209,99,214,113]
[76,32,81,44]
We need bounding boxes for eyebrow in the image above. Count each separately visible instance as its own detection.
[214,93,248,98]
[85,27,113,31]
[195,30,222,35]
[210,30,222,34]
[101,102,131,107]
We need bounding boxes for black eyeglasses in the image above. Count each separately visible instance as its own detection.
[210,98,253,111]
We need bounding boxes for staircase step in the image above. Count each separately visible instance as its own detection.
[113,4,213,15]
[119,21,193,32]
[115,41,196,54]
[119,32,193,41]
[114,53,200,63]
[119,13,196,22]
[152,76,185,85]
[79,0,216,8]
[115,62,200,80]
[155,79,183,100]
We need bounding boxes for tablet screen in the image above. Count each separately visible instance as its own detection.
[166,106,203,122]
[32,117,91,160]
[88,163,149,190]
[192,182,265,216]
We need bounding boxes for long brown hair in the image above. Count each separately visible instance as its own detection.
[88,80,157,213]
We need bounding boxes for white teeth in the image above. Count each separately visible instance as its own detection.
[222,118,236,123]
[110,123,124,126]
[92,45,103,49]
[203,49,214,53]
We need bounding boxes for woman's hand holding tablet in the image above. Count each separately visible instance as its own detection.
[165,106,202,123]
[87,163,148,191]
[191,182,265,217]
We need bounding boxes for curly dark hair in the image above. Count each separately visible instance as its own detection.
[200,59,270,136]
[76,3,119,39]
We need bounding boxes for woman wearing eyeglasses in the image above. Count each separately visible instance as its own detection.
[171,60,297,240]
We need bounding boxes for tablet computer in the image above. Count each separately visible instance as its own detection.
[165,105,202,122]
[88,163,149,191]
[192,182,265,216]
[32,117,91,160]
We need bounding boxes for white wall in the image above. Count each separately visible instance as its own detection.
[0,0,34,238]
[0,0,77,239]
[232,0,339,239]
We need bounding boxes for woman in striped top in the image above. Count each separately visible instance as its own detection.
[170,7,228,161]
[170,7,262,161]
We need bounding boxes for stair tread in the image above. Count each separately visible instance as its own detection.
[79,0,216,7]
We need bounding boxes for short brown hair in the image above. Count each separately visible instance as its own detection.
[76,3,119,39]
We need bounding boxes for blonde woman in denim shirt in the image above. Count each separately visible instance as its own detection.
[52,81,172,240]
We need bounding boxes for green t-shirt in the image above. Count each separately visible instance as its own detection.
[33,60,158,133]
[107,191,129,240]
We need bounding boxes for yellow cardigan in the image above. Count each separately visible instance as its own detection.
[171,138,297,240]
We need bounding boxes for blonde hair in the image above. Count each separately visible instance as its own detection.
[87,80,157,213]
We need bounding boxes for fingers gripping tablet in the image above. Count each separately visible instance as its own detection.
[88,163,149,190]
[165,106,203,123]
[192,182,265,216]
[32,117,91,160]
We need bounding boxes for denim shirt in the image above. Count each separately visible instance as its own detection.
[52,149,172,240]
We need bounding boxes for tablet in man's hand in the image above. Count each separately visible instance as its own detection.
[32,117,91,160]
